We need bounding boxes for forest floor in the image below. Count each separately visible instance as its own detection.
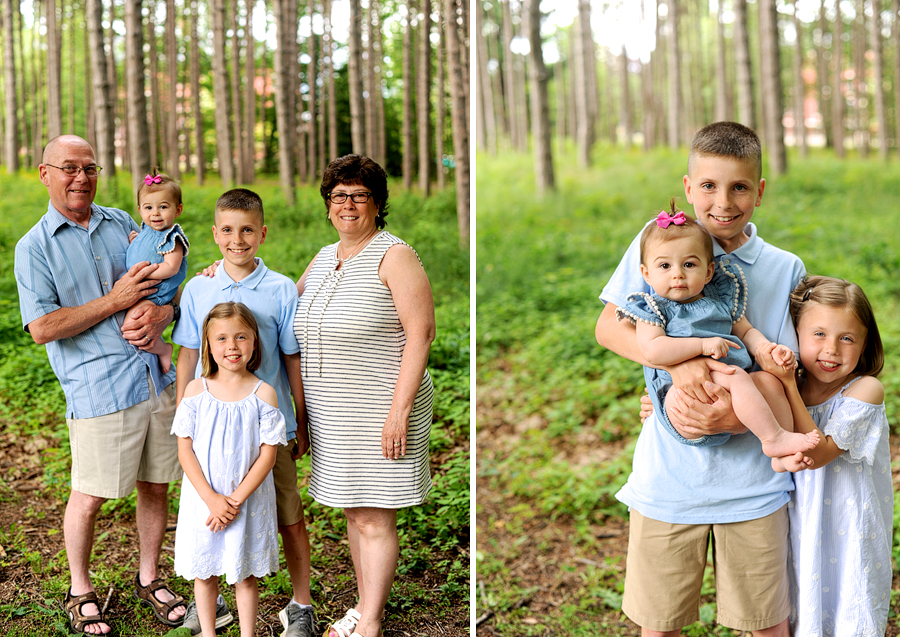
[0,426,469,637]
[474,384,900,637]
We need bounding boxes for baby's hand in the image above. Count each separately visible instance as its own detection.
[702,337,739,360]
[128,230,139,244]
[771,344,797,370]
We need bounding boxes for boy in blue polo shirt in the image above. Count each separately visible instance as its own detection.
[596,122,805,637]
[172,188,315,636]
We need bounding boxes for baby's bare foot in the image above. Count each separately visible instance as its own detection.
[761,428,820,459]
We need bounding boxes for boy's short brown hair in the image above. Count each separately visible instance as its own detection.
[215,188,265,225]
[688,121,762,181]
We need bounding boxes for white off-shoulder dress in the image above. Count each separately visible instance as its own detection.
[789,377,892,636]
[171,379,286,584]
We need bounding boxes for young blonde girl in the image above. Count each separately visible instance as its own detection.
[616,202,818,466]
[171,302,286,637]
[757,276,891,635]
[125,170,189,373]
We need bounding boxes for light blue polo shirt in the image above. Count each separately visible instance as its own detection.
[600,222,806,524]
[15,203,176,419]
[172,258,301,440]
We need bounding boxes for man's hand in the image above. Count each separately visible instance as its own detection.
[668,382,747,437]
[109,261,159,312]
[667,357,736,403]
[121,300,174,349]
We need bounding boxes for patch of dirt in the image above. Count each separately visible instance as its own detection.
[0,427,469,636]
[475,393,900,636]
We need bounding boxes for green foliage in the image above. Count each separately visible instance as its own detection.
[0,170,468,634]
[477,145,900,633]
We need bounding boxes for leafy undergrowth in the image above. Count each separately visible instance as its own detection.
[476,145,900,635]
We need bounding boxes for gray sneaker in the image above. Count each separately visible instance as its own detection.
[181,596,234,635]
[278,603,316,637]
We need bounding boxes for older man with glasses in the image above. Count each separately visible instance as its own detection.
[14,135,187,635]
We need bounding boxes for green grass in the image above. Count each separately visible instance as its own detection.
[0,169,469,636]
[476,143,900,633]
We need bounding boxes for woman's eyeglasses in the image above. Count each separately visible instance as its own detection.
[44,164,103,177]
[328,192,372,204]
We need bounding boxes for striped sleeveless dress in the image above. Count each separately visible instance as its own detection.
[294,231,433,508]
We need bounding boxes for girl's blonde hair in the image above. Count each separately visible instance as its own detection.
[200,302,261,377]
[137,168,183,206]
[639,198,714,266]
[790,276,884,377]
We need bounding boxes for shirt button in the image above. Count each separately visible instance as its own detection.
[96,256,101,261]
[722,259,730,265]
[103,281,108,286]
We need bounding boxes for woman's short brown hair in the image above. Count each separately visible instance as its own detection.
[320,155,390,229]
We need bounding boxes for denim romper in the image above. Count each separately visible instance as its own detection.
[616,261,750,446]
[125,223,190,305]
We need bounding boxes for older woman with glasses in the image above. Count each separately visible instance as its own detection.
[293,154,435,637]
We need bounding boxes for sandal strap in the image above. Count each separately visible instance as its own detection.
[65,590,106,631]
[135,575,186,612]
[329,609,361,637]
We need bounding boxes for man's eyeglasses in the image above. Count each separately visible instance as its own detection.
[44,163,103,177]
[328,192,372,204]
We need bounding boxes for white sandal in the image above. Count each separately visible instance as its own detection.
[323,608,361,637]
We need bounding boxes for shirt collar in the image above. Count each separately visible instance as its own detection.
[712,222,763,265]
[46,202,115,236]
[214,257,268,291]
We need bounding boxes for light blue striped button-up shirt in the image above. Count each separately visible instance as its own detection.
[15,202,176,419]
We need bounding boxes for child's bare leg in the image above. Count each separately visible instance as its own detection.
[709,369,819,457]
[143,337,174,374]
[194,576,219,637]
[235,575,258,637]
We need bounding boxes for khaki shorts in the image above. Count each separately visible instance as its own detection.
[68,377,180,499]
[272,441,305,527]
[622,506,790,633]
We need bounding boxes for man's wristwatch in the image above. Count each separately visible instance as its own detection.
[169,301,181,324]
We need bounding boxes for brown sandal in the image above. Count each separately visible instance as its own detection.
[132,573,187,627]
[63,588,116,635]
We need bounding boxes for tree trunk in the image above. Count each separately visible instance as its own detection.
[167,0,180,177]
[574,0,594,165]
[501,0,519,150]
[444,0,468,243]
[273,0,295,202]
[854,0,868,157]
[348,0,365,153]
[125,0,151,199]
[191,0,205,182]
[759,0,786,174]
[325,0,337,160]
[715,0,728,121]
[16,5,31,166]
[231,0,247,183]
[402,0,415,189]
[147,6,161,170]
[365,0,377,162]
[833,0,845,157]
[306,0,318,180]
[556,45,567,155]
[868,0,887,159]
[212,0,235,185]
[618,45,632,148]
[733,0,755,129]
[108,0,121,172]
[87,0,115,181]
[792,0,806,157]
[417,0,431,194]
[817,0,832,147]
[68,5,76,133]
[667,0,682,147]
[893,0,900,157]
[245,0,257,182]
[2,0,19,171]
[525,0,553,194]
[375,11,386,163]
[46,0,61,139]
[31,0,43,164]
[434,0,445,188]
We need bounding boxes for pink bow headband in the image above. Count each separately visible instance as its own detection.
[144,174,162,185]
[656,210,686,229]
